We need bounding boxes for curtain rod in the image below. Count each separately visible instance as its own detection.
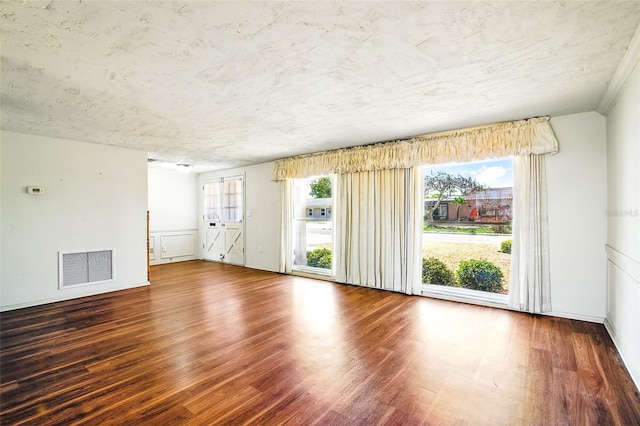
[283,116,549,161]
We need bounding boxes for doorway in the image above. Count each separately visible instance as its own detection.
[203,175,245,265]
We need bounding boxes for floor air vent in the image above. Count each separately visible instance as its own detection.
[59,249,114,289]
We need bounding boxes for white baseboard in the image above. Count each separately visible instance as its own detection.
[604,245,640,393]
[604,318,640,392]
[0,281,150,312]
[421,286,607,322]
[543,310,605,324]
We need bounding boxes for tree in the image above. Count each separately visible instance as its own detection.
[451,196,467,221]
[424,171,485,221]
[309,176,331,198]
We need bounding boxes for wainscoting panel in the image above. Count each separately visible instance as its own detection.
[149,236,156,261]
[604,245,640,390]
[149,230,198,265]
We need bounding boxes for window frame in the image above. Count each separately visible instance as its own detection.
[290,175,335,278]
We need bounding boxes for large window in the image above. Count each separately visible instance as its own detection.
[422,157,513,298]
[291,176,333,275]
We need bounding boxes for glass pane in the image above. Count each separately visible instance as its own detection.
[292,176,333,272]
[204,182,221,222]
[223,177,243,222]
[422,157,513,294]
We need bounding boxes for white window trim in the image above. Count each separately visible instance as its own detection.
[422,284,508,309]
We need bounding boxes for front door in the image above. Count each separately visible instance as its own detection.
[204,225,224,262]
[203,175,244,265]
[223,221,244,265]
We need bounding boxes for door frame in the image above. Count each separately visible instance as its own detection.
[200,172,246,266]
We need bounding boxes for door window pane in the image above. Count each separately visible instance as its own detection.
[223,178,243,221]
[204,182,221,222]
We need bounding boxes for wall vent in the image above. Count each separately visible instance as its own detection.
[59,249,114,289]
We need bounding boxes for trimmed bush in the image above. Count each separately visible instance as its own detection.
[491,225,512,234]
[307,248,332,269]
[501,239,512,254]
[422,257,455,286]
[456,259,504,293]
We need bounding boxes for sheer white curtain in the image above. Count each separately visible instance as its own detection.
[279,180,293,274]
[509,154,552,313]
[334,167,422,295]
[274,116,558,307]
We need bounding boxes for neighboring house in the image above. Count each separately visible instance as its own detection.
[426,187,513,224]
[305,198,332,221]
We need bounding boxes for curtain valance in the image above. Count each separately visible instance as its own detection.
[272,116,558,180]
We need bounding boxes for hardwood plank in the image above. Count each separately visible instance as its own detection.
[1,260,639,425]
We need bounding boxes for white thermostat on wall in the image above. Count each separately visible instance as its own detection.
[26,186,44,194]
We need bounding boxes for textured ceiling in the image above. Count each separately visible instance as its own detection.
[1,1,639,172]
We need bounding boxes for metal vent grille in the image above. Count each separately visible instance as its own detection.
[59,250,114,289]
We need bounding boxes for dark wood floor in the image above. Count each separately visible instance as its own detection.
[1,261,639,425]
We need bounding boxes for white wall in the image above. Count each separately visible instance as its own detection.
[604,62,640,388]
[547,112,608,322]
[0,131,149,311]
[148,167,198,265]
[197,120,611,320]
[199,161,281,272]
[0,140,3,302]
[606,68,640,261]
[148,167,198,231]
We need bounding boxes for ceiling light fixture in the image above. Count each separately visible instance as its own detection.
[176,163,194,173]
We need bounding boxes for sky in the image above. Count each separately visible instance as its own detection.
[424,157,513,188]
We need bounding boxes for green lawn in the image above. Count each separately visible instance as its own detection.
[424,224,498,234]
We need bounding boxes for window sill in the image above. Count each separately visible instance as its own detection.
[421,284,508,309]
[291,266,334,281]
